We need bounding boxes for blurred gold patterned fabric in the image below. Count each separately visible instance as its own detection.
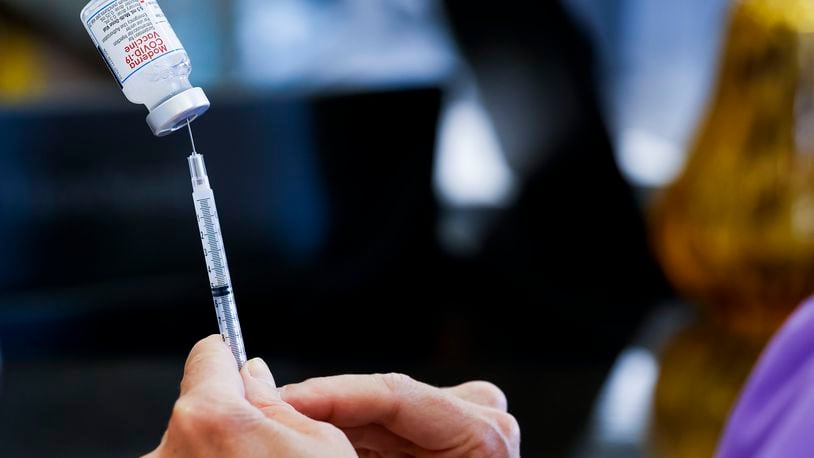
[649,325,767,457]
[652,0,814,339]
[649,1,814,455]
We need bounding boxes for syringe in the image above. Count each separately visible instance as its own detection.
[186,122,247,368]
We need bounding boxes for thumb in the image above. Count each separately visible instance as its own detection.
[241,358,320,431]
[241,358,282,406]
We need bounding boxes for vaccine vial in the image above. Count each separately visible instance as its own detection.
[80,0,210,136]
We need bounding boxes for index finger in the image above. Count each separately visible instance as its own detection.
[179,335,244,400]
[280,373,475,450]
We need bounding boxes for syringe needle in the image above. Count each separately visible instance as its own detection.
[187,119,197,154]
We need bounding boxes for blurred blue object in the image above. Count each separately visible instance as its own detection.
[565,0,731,188]
[234,0,458,90]
[160,0,225,86]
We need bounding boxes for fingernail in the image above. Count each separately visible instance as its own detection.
[247,358,275,385]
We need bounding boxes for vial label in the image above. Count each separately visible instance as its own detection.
[85,0,183,86]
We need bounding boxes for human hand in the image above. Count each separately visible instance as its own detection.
[281,373,521,457]
[144,335,355,458]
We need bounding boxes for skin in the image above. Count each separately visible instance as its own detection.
[145,335,521,458]
[144,335,356,457]
[281,374,521,458]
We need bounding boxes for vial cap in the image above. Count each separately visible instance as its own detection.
[146,87,211,137]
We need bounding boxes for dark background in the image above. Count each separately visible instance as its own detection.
[0,1,675,456]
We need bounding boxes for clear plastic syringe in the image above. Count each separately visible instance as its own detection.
[186,122,247,368]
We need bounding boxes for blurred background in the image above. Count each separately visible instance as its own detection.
[3,0,814,456]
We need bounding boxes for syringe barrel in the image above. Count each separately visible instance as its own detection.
[187,152,247,368]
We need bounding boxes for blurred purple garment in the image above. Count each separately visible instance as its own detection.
[718,297,814,457]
